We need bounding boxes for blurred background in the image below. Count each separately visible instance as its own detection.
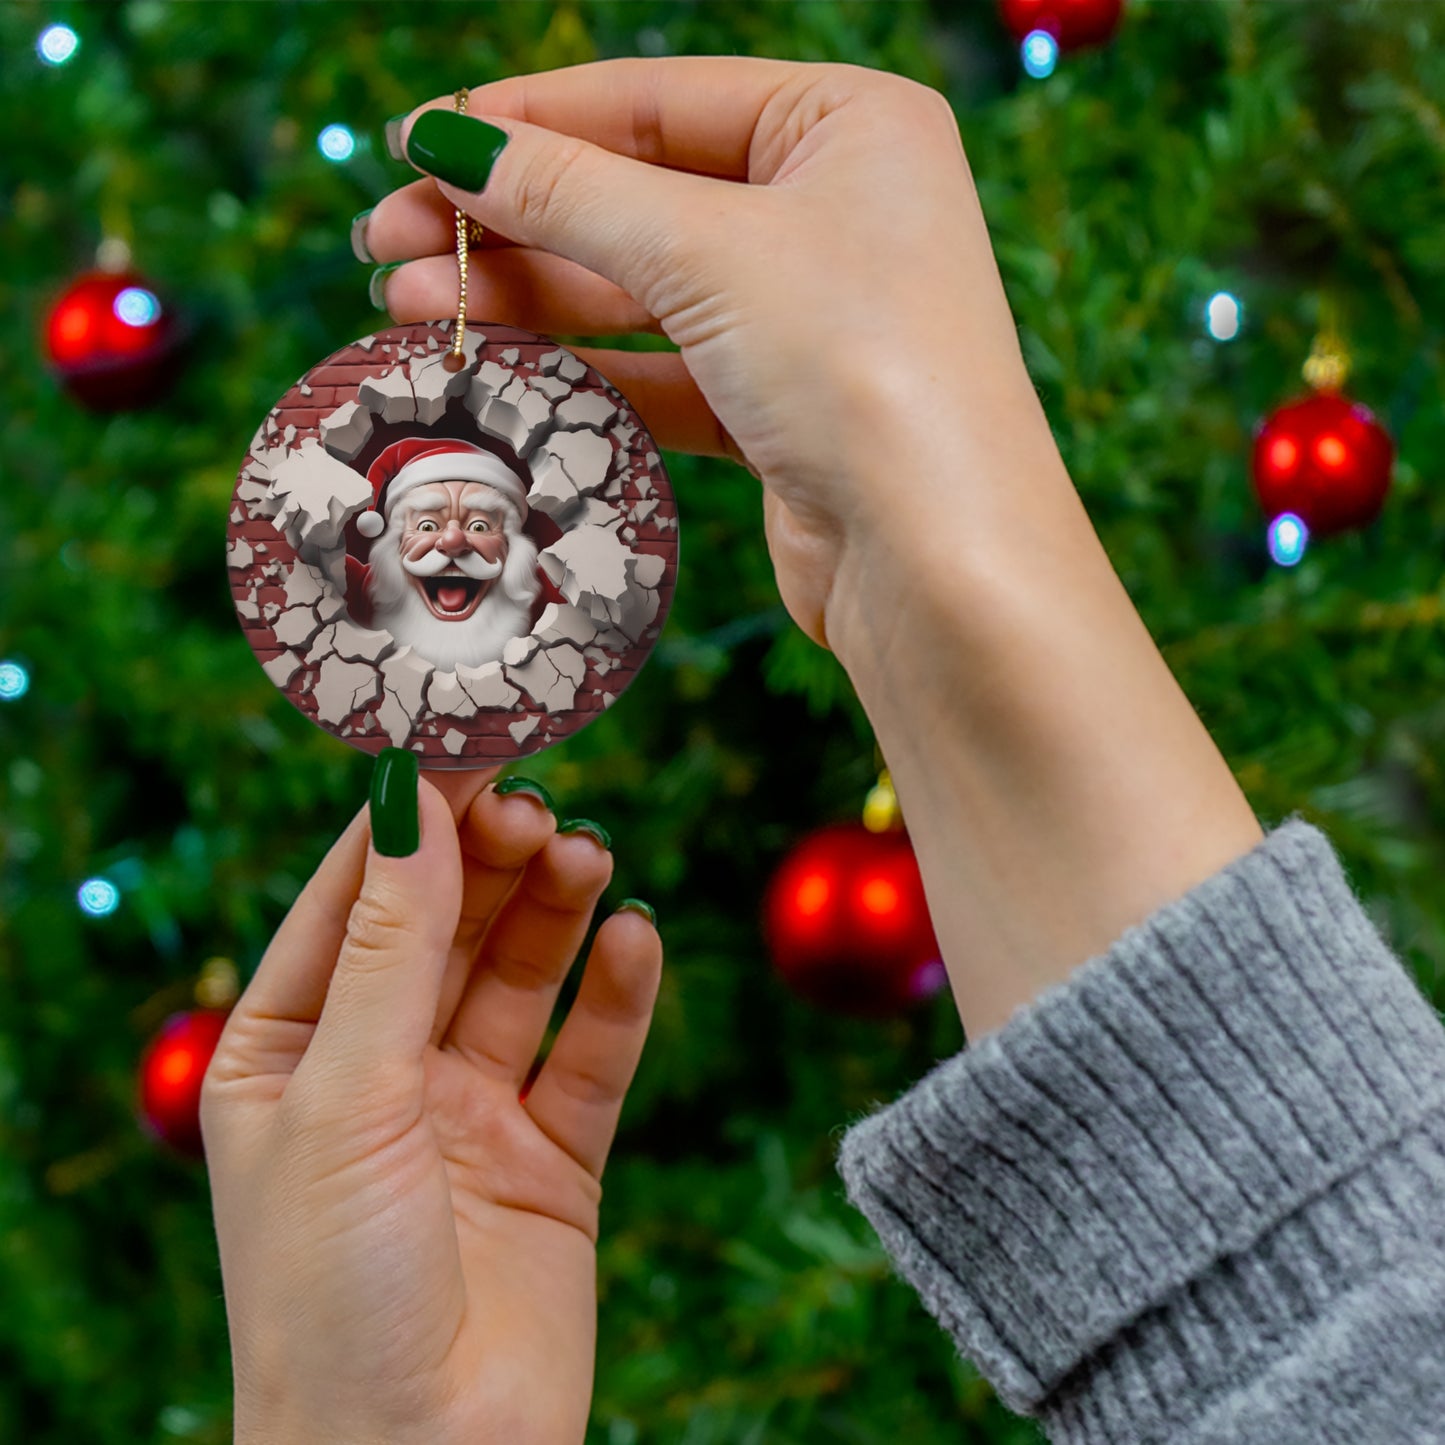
[2,1,1444,1441]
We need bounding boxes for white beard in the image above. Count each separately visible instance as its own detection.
[366,521,541,671]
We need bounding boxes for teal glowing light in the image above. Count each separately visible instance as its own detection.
[1206,291,1242,341]
[114,287,161,327]
[1268,512,1309,567]
[78,878,121,917]
[1022,30,1059,79]
[0,660,29,700]
[38,24,79,66]
[318,124,356,162]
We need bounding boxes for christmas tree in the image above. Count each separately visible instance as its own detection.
[2,3,1443,1441]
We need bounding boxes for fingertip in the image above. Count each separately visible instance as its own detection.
[599,901,664,968]
[593,905,665,1004]
[548,822,616,882]
[358,768,463,938]
[384,111,410,163]
[457,776,557,874]
[614,897,657,928]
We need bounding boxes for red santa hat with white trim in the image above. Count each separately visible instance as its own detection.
[356,438,530,539]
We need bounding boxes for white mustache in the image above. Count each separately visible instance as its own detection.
[402,546,504,581]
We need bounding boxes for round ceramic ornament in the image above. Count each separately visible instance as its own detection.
[226,320,678,767]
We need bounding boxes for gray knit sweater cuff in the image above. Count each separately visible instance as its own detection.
[835,817,1445,1433]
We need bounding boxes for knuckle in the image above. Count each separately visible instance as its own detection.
[486,939,562,993]
[342,893,413,968]
[513,135,590,232]
[551,1057,619,1110]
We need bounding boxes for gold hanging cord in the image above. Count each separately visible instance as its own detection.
[444,88,487,372]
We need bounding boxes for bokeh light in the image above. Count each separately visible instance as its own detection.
[1268,512,1309,567]
[77,878,121,917]
[859,876,900,918]
[1022,30,1059,79]
[114,287,161,328]
[794,872,831,918]
[1267,436,1299,476]
[317,124,356,162]
[1205,291,1242,341]
[37,24,79,66]
[0,660,29,701]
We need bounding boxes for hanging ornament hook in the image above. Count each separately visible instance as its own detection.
[1302,293,1350,393]
[863,765,902,833]
[443,88,483,373]
[194,955,240,1011]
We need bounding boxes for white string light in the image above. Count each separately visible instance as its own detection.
[37,24,79,66]
[318,124,356,162]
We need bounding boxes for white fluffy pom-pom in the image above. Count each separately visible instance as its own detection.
[356,510,385,539]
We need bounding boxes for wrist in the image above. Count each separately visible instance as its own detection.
[825,405,1081,683]
[823,408,1262,1040]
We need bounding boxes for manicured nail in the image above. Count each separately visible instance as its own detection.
[350,208,375,264]
[405,110,510,192]
[617,898,656,926]
[559,818,611,850]
[368,262,403,311]
[384,113,409,162]
[370,747,420,857]
[493,775,555,812]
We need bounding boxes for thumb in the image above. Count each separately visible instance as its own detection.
[303,751,462,1090]
[397,105,746,319]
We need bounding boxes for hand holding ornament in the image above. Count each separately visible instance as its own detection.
[203,761,661,1445]
[362,55,1051,658]
[368,56,1262,1044]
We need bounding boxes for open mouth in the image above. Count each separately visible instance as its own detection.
[417,571,487,620]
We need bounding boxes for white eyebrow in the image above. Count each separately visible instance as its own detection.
[465,485,511,514]
[403,486,450,513]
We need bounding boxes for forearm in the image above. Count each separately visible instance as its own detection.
[826,378,1262,1041]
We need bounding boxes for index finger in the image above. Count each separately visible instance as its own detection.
[401,54,812,183]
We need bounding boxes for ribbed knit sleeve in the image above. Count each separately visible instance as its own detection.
[835,817,1445,1443]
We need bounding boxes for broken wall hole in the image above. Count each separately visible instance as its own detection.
[229,321,678,767]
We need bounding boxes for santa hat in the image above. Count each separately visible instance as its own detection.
[356,438,530,540]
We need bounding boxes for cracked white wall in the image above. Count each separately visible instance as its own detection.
[229,324,674,761]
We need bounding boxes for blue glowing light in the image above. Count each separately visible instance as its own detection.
[1022,30,1059,79]
[1205,291,1243,342]
[1268,512,1309,567]
[318,124,356,162]
[114,287,161,328]
[38,24,79,66]
[78,878,121,917]
[0,660,29,701]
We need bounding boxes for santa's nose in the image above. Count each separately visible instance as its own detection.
[436,521,470,556]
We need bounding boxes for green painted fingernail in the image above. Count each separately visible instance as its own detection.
[368,262,403,311]
[494,775,555,812]
[350,208,375,264]
[370,748,419,857]
[384,113,409,162]
[617,898,656,925]
[559,818,611,850]
[405,109,510,192]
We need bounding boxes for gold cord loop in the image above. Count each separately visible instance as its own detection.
[444,88,482,372]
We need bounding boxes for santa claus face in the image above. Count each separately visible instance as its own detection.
[396,481,510,622]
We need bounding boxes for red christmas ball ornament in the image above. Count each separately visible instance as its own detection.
[44,269,182,410]
[137,1008,230,1158]
[998,0,1124,50]
[763,821,946,1018]
[1251,391,1394,538]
